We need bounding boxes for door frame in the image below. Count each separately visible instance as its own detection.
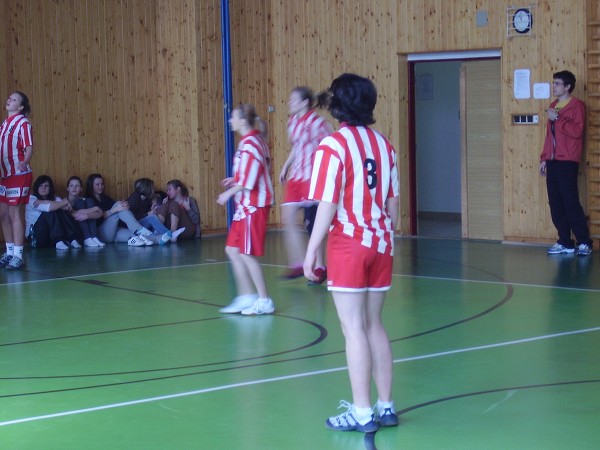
[407,50,501,237]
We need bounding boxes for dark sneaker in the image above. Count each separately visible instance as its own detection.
[377,407,399,427]
[547,244,575,255]
[325,401,379,433]
[6,256,25,271]
[577,244,592,256]
[282,266,304,279]
[0,253,13,267]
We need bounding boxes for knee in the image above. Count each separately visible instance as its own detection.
[225,245,239,259]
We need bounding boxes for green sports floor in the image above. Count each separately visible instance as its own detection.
[1,232,599,450]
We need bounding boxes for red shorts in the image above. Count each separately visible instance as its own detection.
[0,173,32,205]
[326,233,393,292]
[282,179,313,205]
[226,206,270,256]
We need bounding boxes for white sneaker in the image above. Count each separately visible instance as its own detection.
[70,240,82,249]
[170,227,186,243]
[159,231,172,245]
[93,237,106,247]
[84,237,99,247]
[127,235,146,247]
[136,226,153,236]
[139,235,155,246]
[219,293,258,313]
[241,297,275,315]
[56,241,69,250]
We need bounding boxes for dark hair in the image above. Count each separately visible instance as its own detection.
[134,178,154,197]
[317,73,377,126]
[234,103,268,139]
[33,175,56,200]
[167,179,189,197]
[67,176,83,188]
[85,173,104,198]
[152,191,166,203]
[553,70,576,93]
[291,86,315,108]
[14,91,31,117]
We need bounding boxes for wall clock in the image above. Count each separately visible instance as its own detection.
[512,8,532,34]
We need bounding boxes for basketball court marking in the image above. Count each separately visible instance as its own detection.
[1,326,597,428]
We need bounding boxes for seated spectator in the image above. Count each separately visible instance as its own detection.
[85,173,167,246]
[126,178,171,242]
[66,176,105,247]
[154,179,201,242]
[25,175,82,250]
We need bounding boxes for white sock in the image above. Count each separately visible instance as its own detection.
[353,405,373,424]
[376,400,394,412]
[13,245,24,259]
[6,243,14,255]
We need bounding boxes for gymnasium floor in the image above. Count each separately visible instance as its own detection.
[0,232,598,450]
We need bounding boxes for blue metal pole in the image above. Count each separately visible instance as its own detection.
[220,0,235,228]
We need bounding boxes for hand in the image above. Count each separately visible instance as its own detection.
[216,192,229,205]
[546,108,559,121]
[221,177,234,189]
[17,161,28,173]
[303,249,318,282]
[539,161,547,176]
[72,210,87,222]
[279,167,288,184]
[180,197,191,210]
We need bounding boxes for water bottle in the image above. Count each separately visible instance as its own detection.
[28,224,37,248]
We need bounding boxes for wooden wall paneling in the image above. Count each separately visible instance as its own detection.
[74,0,94,184]
[196,0,224,231]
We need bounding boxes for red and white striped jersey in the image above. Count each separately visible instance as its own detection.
[0,113,34,178]
[287,110,332,181]
[309,125,399,255]
[232,129,274,219]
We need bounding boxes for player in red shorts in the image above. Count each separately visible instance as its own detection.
[304,74,400,432]
[280,87,332,282]
[217,104,276,315]
[0,92,34,270]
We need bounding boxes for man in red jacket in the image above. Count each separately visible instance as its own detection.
[539,70,592,256]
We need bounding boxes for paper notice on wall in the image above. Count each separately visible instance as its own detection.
[514,69,531,99]
[533,83,550,99]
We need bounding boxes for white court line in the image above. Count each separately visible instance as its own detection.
[1,326,598,427]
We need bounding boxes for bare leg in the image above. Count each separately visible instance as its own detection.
[332,291,373,409]
[282,203,306,267]
[365,290,393,403]
[8,205,25,245]
[225,246,255,296]
[240,253,269,299]
[0,203,13,243]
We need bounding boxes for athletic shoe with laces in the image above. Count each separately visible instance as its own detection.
[135,226,153,236]
[325,401,379,433]
[127,235,147,247]
[547,243,575,255]
[6,256,25,271]
[241,297,275,315]
[219,293,259,313]
[0,253,13,267]
[376,404,399,427]
[577,244,592,256]
[139,235,155,246]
